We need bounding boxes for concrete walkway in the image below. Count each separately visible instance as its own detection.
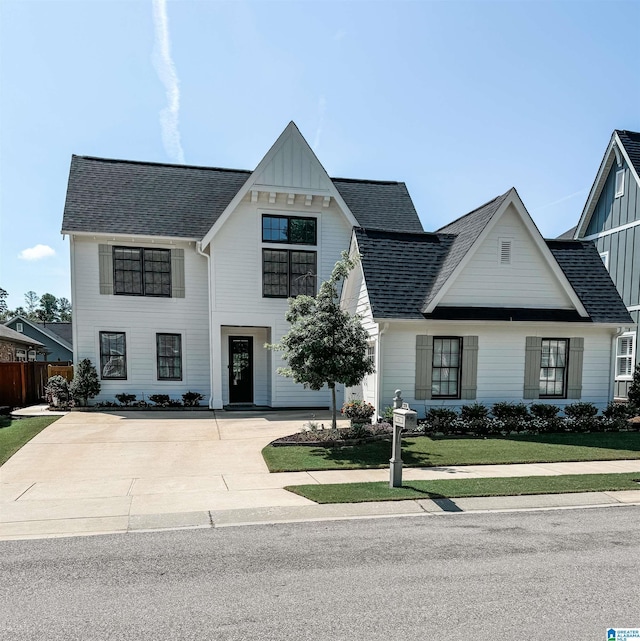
[2,409,640,540]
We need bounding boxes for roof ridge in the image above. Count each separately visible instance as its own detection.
[436,189,512,232]
[73,155,253,175]
[332,177,405,185]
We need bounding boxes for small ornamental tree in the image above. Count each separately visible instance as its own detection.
[268,252,375,429]
[69,358,101,406]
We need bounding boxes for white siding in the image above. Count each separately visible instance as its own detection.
[210,191,354,408]
[440,204,575,308]
[377,321,615,416]
[71,236,211,403]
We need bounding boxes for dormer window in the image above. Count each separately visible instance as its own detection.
[16,322,23,333]
[615,170,625,198]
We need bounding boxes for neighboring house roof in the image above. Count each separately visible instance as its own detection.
[556,225,577,240]
[354,193,633,325]
[61,157,423,240]
[5,316,73,351]
[0,324,45,347]
[574,129,640,238]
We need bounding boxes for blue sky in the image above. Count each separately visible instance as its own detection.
[1,0,638,311]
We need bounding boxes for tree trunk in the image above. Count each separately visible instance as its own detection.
[331,384,337,430]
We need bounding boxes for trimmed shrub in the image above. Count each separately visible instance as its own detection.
[115,393,136,406]
[627,364,640,415]
[148,394,171,407]
[529,403,561,433]
[182,391,204,407]
[564,402,600,433]
[491,402,531,433]
[460,403,492,436]
[341,399,375,424]
[602,401,634,431]
[45,375,70,408]
[423,407,458,435]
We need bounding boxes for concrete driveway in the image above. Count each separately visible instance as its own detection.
[0,409,347,538]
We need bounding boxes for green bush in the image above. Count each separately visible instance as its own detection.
[491,402,530,433]
[45,375,70,408]
[529,403,561,433]
[460,403,491,436]
[341,399,375,423]
[115,393,136,406]
[461,403,489,420]
[627,363,640,414]
[529,403,560,420]
[564,402,600,433]
[69,359,100,407]
[148,394,171,407]
[182,391,204,407]
[423,407,458,434]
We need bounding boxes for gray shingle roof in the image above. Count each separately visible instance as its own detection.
[423,190,511,310]
[62,156,251,239]
[547,240,632,324]
[62,156,424,239]
[616,129,640,177]
[333,179,423,232]
[354,228,455,319]
[356,193,632,324]
[0,324,45,347]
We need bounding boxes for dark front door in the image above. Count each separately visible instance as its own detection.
[229,336,253,403]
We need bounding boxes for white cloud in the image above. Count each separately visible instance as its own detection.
[152,0,185,164]
[18,244,56,261]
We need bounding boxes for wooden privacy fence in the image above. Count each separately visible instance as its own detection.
[0,362,53,408]
[48,364,74,382]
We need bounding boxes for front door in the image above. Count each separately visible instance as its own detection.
[229,336,253,403]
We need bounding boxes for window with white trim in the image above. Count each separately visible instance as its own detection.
[599,251,609,269]
[615,170,625,198]
[616,333,635,380]
[16,322,23,333]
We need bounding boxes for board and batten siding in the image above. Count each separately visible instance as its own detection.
[71,236,211,402]
[586,159,640,236]
[440,204,574,309]
[209,190,354,408]
[377,321,614,416]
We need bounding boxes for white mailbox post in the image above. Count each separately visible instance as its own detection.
[390,394,417,488]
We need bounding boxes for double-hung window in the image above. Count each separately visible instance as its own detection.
[432,337,462,398]
[157,333,182,380]
[262,214,317,298]
[539,338,567,398]
[113,247,171,297]
[100,331,127,379]
[616,333,635,380]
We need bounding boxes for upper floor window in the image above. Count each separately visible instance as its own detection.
[113,247,171,297]
[616,332,635,380]
[262,250,317,298]
[262,215,317,245]
[16,322,23,333]
[615,170,625,198]
[540,338,567,398]
[599,251,609,269]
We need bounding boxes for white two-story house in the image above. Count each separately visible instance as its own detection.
[61,122,424,408]
[62,122,632,414]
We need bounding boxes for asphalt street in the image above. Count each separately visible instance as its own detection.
[2,506,639,640]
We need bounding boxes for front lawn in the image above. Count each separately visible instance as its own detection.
[262,432,640,472]
[0,416,59,466]
[285,472,640,504]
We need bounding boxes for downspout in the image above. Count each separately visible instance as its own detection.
[196,241,215,409]
[68,234,78,368]
[377,322,389,419]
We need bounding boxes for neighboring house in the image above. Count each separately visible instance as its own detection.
[572,130,640,399]
[61,122,424,407]
[4,316,73,362]
[0,324,45,362]
[341,188,632,416]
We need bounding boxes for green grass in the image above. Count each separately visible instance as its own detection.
[0,416,59,466]
[262,432,640,472]
[285,472,640,504]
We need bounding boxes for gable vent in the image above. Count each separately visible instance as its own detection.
[499,238,512,265]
